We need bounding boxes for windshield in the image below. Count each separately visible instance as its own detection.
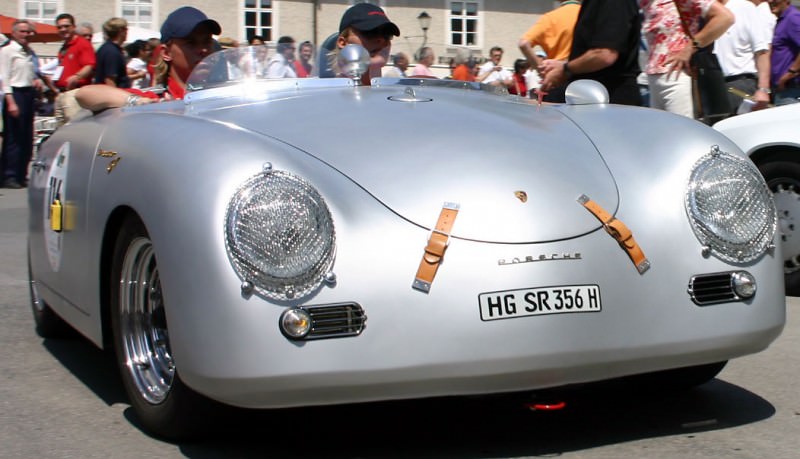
[185,45,508,96]
[186,45,288,92]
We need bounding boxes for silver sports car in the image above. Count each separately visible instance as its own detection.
[28,46,785,439]
[714,103,800,296]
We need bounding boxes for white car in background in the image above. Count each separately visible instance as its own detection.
[715,103,800,295]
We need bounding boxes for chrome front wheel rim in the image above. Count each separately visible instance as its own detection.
[119,237,174,405]
[772,183,800,274]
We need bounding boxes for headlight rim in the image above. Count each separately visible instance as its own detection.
[225,169,336,301]
[685,146,776,264]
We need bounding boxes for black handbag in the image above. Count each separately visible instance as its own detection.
[673,3,732,124]
[691,48,731,123]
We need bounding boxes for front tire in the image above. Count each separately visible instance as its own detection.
[110,216,219,439]
[757,157,800,296]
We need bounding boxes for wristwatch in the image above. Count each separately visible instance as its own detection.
[757,87,772,94]
[125,94,142,107]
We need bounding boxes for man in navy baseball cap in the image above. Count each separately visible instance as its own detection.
[317,3,400,84]
[160,6,221,43]
[339,3,400,37]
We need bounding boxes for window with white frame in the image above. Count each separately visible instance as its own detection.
[23,0,59,23]
[448,1,480,47]
[120,0,154,29]
[244,0,273,43]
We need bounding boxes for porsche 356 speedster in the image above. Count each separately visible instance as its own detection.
[27,46,785,438]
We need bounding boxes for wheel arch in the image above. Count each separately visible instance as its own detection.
[748,144,800,296]
[99,205,141,349]
[749,144,800,166]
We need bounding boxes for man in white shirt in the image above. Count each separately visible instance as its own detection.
[266,36,298,79]
[749,0,777,42]
[0,19,42,188]
[715,0,772,114]
[0,33,5,133]
[477,46,512,87]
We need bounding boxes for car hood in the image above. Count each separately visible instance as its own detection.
[199,85,618,243]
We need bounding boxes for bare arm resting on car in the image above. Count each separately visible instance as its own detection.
[75,84,155,111]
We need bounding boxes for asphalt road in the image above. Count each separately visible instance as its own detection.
[1,186,798,458]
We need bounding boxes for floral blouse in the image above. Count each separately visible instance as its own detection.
[640,0,714,75]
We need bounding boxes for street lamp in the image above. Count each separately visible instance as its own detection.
[417,11,431,59]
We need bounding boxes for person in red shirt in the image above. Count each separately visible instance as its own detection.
[293,41,314,77]
[54,13,95,91]
[507,59,531,97]
[75,6,220,110]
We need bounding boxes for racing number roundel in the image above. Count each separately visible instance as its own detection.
[44,143,69,272]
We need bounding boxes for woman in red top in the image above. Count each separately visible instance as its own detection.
[507,58,531,97]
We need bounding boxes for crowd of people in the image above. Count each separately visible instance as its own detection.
[392,0,797,118]
[2,1,800,189]
[0,12,164,188]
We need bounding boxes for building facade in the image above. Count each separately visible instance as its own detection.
[4,0,555,74]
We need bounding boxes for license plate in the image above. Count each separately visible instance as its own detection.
[478,284,601,321]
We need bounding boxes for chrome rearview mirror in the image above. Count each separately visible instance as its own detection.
[337,44,370,83]
[565,79,610,105]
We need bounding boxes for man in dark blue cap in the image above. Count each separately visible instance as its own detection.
[319,3,400,84]
[76,6,221,110]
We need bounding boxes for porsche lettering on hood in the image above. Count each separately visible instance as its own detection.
[202,87,618,244]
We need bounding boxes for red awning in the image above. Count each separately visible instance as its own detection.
[1,15,61,43]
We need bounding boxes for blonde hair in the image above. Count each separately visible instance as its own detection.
[102,17,128,40]
[154,54,169,86]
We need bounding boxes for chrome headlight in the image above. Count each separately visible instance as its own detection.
[686,147,776,263]
[225,170,335,300]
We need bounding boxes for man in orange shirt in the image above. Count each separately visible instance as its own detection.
[450,50,475,81]
[518,0,581,102]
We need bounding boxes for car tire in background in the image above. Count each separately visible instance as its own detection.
[756,154,800,297]
[110,215,222,439]
[29,250,73,338]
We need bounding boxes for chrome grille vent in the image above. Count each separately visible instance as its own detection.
[688,273,737,305]
[306,303,366,339]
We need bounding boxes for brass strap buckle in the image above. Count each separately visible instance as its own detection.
[413,202,460,293]
[579,194,650,274]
